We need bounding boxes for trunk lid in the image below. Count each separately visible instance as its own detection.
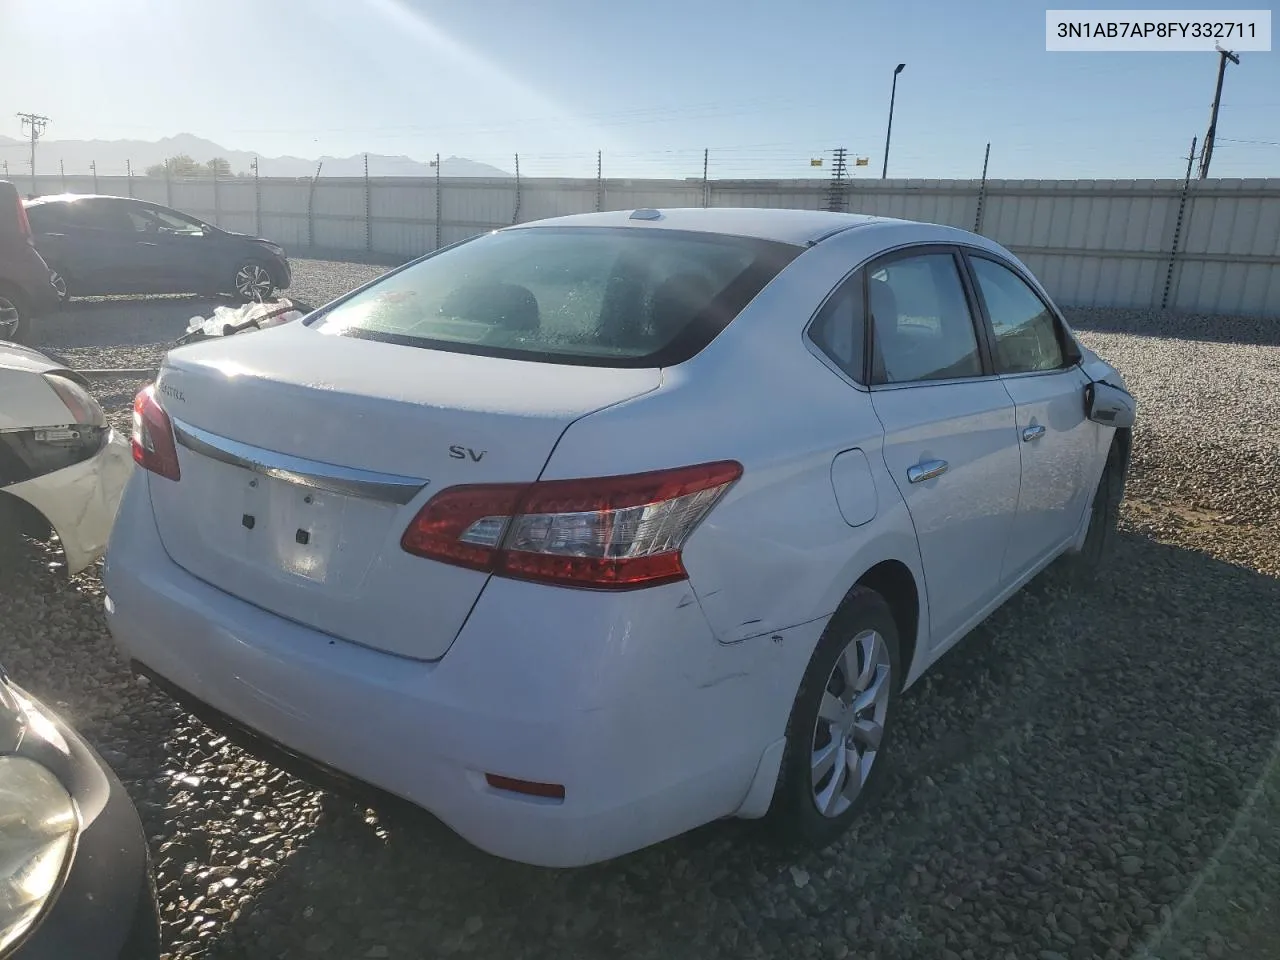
[146,322,661,660]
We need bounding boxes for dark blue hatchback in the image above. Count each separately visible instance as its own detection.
[24,194,290,304]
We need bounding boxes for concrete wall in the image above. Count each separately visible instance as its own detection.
[25,173,1280,316]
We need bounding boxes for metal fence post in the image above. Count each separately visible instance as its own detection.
[973,143,991,234]
[212,172,221,227]
[60,159,66,193]
[512,153,522,224]
[595,150,604,212]
[702,149,709,208]
[434,153,442,250]
[364,153,372,253]
[126,159,133,197]
[307,161,322,250]
[164,160,172,207]
[1160,136,1198,310]
[252,158,261,237]
[90,160,97,194]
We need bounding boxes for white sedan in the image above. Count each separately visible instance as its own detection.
[103,208,1135,867]
[1,343,132,574]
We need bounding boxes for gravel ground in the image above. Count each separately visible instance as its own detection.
[3,264,1280,960]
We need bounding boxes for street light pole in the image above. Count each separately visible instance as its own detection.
[881,63,906,179]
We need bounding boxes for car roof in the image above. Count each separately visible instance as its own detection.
[25,193,138,205]
[507,207,908,247]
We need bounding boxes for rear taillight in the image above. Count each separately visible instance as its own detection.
[15,197,31,243]
[131,385,181,481]
[401,461,742,590]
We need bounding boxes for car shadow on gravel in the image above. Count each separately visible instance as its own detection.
[157,530,1280,960]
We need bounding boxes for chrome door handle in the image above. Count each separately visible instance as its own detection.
[907,459,949,484]
[1022,424,1046,442]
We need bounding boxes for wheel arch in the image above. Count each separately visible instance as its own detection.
[853,559,921,690]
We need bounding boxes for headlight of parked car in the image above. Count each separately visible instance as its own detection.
[0,756,77,955]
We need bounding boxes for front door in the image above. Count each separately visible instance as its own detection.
[964,254,1098,580]
[866,249,1022,649]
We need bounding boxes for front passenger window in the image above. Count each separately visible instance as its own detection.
[869,253,982,384]
[969,257,1065,374]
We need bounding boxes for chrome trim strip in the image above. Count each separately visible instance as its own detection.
[171,419,428,505]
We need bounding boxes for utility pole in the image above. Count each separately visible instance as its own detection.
[17,112,49,195]
[1198,46,1240,180]
[881,64,905,179]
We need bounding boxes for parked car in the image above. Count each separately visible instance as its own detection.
[0,341,132,573]
[23,194,291,303]
[103,208,1135,867]
[0,665,159,958]
[0,181,60,343]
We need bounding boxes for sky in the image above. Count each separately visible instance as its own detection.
[1,0,1278,181]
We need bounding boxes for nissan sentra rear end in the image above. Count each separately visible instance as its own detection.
[103,220,802,866]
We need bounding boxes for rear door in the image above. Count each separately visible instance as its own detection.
[964,252,1096,579]
[866,247,1021,649]
[60,199,155,294]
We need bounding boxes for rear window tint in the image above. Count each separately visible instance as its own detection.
[306,227,800,367]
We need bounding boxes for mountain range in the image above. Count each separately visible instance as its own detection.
[0,133,512,179]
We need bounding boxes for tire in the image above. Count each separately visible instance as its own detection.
[0,285,30,343]
[768,586,902,849]
[1061,436,1127,583]
[232,261,277,302]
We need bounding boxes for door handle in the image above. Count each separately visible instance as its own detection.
[907,459,948,484]
[136,241,158,247]
[1022,424,1046,442]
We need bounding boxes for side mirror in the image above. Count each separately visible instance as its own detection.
[201,223,214,235]
[1084,380,1136,429]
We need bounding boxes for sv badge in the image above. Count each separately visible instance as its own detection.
[449,445,487,462]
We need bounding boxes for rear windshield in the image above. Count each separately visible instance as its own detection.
[305,227,801,367]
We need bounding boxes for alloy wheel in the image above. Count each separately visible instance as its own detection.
[810,629,892,818]
[234,264,274,301]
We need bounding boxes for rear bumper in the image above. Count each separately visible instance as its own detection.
[271,256,291,290]
[2,245,59,315]
[3,431,132,574]
[103,473,788,867]
[9,689,158,960]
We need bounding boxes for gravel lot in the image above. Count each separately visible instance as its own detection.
[3,259,1279,960]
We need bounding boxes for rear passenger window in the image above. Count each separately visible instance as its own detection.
[26,203,70,233]
[868,253,983,384]
[969,257,1066,374]
[809,275,865,382]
